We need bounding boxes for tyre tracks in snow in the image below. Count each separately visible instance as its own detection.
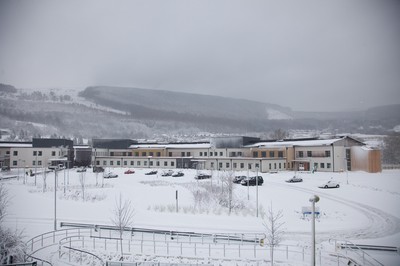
[266,180,400,243]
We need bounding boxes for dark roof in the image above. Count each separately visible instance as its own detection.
[32,138,73,148]
[92,139,137,149]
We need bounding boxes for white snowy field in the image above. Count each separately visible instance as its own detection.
[1,167,400,265]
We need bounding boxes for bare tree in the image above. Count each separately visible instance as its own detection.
[0,184,9,223]
[263,203,285,265]
[219,170,235,215]
[0,184,26,264]
[79,172,86,201]
[42,168,48,193]
[269,129,289,140]
[111,194,135,258]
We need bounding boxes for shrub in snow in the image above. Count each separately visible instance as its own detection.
[0,184,26,264]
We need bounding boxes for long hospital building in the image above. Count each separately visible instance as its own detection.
[0,135,381,173]
[91,136,381,173]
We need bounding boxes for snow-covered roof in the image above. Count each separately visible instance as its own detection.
[0,143,32,148]
[246,138,344,148]
[130,143,212,149]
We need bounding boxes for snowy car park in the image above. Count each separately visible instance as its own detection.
[1,168,400,265]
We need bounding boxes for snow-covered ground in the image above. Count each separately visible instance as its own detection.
[1,168,400,265]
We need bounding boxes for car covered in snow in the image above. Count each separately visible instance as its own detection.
[172,171,184,177]
[103,172,118,178]
[318,180,340,189]
[233,175,247,184]
[76,167,87,172]
[161,170,174,176]
[285,176,303,183]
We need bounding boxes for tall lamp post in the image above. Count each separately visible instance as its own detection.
[309,195,320,266]
[54,167,59,231]
[256,166,259,217]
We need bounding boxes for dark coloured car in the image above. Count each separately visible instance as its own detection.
[145,170,158,175]
[195,173,212,180]
[233,175,247,184]
[241,176,263,186]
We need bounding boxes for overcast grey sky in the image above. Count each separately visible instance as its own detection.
[0,0,399,111]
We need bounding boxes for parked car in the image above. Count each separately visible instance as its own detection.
[172,171,184,177]
[286,176,303,183]
[195,173,212,180]
[93,166,105,173]
[77,167,87,172]
[241,176,264,186]
[319,180,340,189]
[124,169,135,174]
[145,170,158,175]
[103,172,118,178]
[233,175,247,184]
[1,166,10,172]
[161,170,174,176]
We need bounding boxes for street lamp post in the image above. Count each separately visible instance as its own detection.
[256,166,259,217]
[54,167,58,231]
[309,195,320,266]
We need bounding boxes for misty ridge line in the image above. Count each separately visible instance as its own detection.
[0,83,399,141]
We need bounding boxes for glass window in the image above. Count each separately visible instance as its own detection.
[200,152,203,156]
[130,161,134,166]
[269,151,274,157]
[278,151,283,158]
[110,161,114,166]
[103,161,107,165]
[248,163,252,170]
[156,161,160,166]
[96,160,100,165]
[298,151,304,158]
[137,161,141,166]
[124,161,127,165]
[253,151,258,158]
[327,163,331,168]
[204,152,207,156]
[38,161,42,166]
[226,162,230,168]
[13,160,17,166]
[307,151,312,157]
[33,151,37,156]
[320,163,325,168]
[169,152,172,157]
[150,161,153,166]
[149,152,154,156]
[171,161,174,166]
[220,152,223,156]
[52,151,56,156]
[219,162,222,168]
[181,152,185,157]
[33,161,36,166]
[187,152,191,156]
[157,152,161,157]
[13,150,18,156]
[117,161,121,165]
[142,152,147,156]
[240,163,244,169]
[261,151,266,157]
[325,151,331,157]
[164,161,168,166]
[135,152,139,156]
[233,163,237,168]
